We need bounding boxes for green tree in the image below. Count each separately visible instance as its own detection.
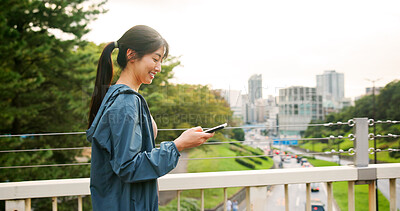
[302,80,400,159]
[0,1,106,209]
[232,128,245,141]
[145,82,234,142]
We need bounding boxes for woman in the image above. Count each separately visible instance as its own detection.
[86,25,214,210]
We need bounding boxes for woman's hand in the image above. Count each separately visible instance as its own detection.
[173,126,214,152]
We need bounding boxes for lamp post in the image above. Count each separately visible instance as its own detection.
[366,78,381,211]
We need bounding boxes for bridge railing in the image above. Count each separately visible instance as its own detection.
[0,163,399,211]
[1,118,399,211]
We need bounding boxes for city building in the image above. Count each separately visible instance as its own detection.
[264,95,279,137]
[219,89,243,118]
[365,87,383,95]
[255,98,266,123]
[248,74,262,104]
[242,74,264,124]
[316,70,345,113]
[278,86,323,137]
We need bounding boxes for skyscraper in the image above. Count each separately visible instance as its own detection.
[248,74,262,104]
[316,70,344,111]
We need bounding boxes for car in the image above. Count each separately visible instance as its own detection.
[302,163,311,168]
[296,156,302,163]
[307,199,325,211]
[311,183,320,192]
[300,158,308,165]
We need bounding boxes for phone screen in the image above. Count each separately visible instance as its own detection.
[204,123,227,133]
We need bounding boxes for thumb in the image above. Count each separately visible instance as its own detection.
[192,126,203,132]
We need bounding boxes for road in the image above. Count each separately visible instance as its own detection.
[286,146,400,211]
[262,155,336,211]
[239,129,398,210]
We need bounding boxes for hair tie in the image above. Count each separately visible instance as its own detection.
[114,41,118,48]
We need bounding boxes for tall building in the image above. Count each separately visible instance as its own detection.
[365,87,383,95]
[265,95,279,137]
[316,70,344,111]
[278,86,323,137]
[243,74,264,124]
[219,89,243,118]
[248,74,262,104]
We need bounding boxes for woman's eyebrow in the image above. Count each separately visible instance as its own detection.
[155,53,162,59]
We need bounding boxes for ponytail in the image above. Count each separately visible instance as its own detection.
[88,42,117,128]
[88,25,169,128]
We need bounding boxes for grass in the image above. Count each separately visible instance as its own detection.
[188,144,273,172]
[306,157,339,167]
[308,158,393,211]
[300,139,400,163]
[160,140,274,210]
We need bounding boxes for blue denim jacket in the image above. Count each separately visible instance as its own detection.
[86,84,180,211]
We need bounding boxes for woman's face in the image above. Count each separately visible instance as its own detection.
[132,46,164,85]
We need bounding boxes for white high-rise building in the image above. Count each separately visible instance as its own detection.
[278,86,323,137]
[316,70,345,111]
[243,74,263,124]
[219,89,242,118]
[248,74,262,104]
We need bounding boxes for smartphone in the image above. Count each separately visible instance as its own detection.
[203,123,227,133]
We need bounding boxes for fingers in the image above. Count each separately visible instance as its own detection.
[192,126,203,132]
[191,126,215,137]
[203,132,214,138]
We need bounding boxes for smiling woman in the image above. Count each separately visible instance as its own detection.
[86,25,215,210]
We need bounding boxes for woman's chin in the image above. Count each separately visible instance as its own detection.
[144,80,153,85]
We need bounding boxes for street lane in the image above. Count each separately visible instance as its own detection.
[264,154,336,211]
[287,146,400,210]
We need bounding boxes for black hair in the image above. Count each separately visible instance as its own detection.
[88,25,169,128]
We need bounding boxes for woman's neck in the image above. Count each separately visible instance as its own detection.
[116,69,141,92]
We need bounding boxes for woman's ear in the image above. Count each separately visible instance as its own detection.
[126,49,136,61]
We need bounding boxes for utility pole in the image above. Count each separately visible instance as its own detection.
[366,78,381,211]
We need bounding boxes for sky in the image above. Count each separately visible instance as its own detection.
[84,0,400,99]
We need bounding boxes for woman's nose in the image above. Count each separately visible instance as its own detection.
[155,63,161,72]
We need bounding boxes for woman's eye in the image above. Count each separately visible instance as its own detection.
[153,58,158,62]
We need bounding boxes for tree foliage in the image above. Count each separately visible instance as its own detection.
[0,0,106,209]
[0,2,235,210]
[303,80,400,157]
[143,65,234,142]
[0,0,108,173]
[232,128,245,141]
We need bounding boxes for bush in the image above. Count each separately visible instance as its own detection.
[389,151,400,158]
[159,198,200,211]
[235,158,255,169]
[246,157,262,165]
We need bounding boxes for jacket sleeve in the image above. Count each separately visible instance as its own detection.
[106,95,180,183]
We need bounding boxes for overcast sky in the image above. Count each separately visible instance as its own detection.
[84,0,400,99]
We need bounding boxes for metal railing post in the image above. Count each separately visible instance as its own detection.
[284,184,289,211]
[246,187,250,211]
[78,196,82,211]
[354,118,369,167]
[327,182,333,211]
[306,183,311,211]
[348,181,355,211]
[201,189,205,211]
[369,180,377,211]
[5,199,26,211]
[224,188,228,211]
[25,198,31,211]
[177,190,181,211]
[52,197,57,211]
[389,179,396,211]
